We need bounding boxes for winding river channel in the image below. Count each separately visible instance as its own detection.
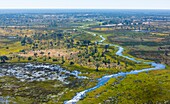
[64,35,166,104]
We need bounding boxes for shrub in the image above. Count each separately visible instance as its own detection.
[28,57,32,61]
[20,50,25,53]
[52,58,58,62]
[70,62,74,65]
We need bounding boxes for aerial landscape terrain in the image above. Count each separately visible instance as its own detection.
[0,9,170,104]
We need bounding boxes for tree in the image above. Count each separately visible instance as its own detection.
[62,56,65,64]
[104,44,109,52]
[57,34,63,46]
[96,63,100,71]
[117,61,120,65]
[67,43,71,48]
[70,39,74,47]
[34,53,38,57]
[27,37,33,44]
[70,61,74,65]
[165,51,168,56]
[0,56,9,63]
[48,52,50,56]
[94,46,98,53]
[28,57,32,61]
[40,51,45,55]
[52,58,58,62]
[21,37,26,46]
[82,40,91,46]
[50,41,53,47]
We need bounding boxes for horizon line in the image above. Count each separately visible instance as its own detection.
[0,8,170,10]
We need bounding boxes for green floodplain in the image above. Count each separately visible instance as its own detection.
[0,10,170,104]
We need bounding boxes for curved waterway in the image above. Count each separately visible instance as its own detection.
[64,35,166,104]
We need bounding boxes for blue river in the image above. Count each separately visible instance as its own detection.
[64,35,166,104]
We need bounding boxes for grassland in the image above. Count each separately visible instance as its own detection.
[0,19,170,104]
[78,69,170,104]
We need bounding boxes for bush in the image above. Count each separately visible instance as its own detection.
[20,50,25,53]
[43,57,46,61]
[33,59,37,61]
[40,51,45,54]
[70,61,74,65]
[52,58,58,62]
[28,57,32,61]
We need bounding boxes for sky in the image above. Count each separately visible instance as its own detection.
[0,0,170,9]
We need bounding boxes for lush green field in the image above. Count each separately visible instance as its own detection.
[0,41,30,56]
[79,69,170,104]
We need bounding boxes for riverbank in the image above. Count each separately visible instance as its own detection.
[64,35,166,104]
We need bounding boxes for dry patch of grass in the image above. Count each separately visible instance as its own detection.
[19,49,78,58]
[91,27,115,31]
[0,28,36,37]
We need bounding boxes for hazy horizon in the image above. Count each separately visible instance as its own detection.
[0,0,170,9]
[0,8,169,10]
[0,9,169,14]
